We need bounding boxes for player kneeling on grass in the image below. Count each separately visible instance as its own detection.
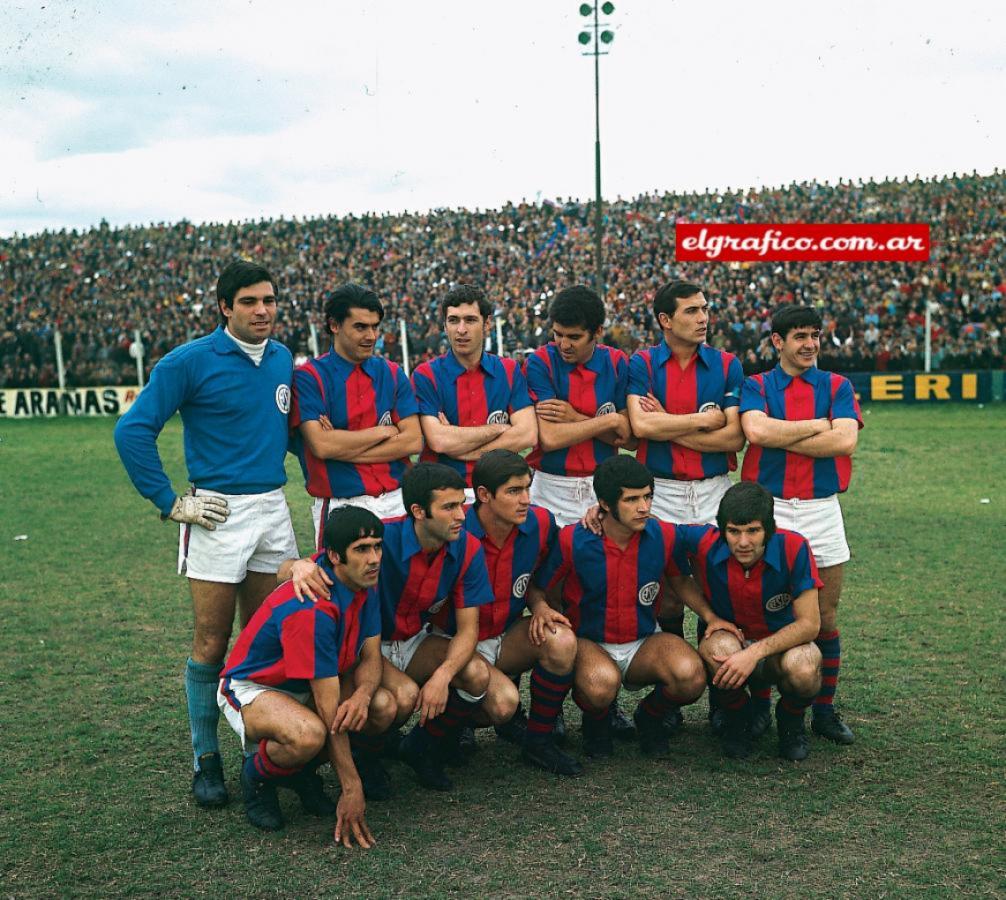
[539,455,719,759]
[675,482,824,761]
[430,450,582,776]
[218,506,395,846]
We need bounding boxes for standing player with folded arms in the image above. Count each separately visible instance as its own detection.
[114,260,327,809]
[739,304,863,745]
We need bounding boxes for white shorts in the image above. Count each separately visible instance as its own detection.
[178,487,298,583]
[217,678,311,753]
[529,470,597,527]
[312,489,406,551]
[381,628,432,673]
[599,637,649,688]
[651,473,732,526]
[475,634,505,667]
[772,494,850,568]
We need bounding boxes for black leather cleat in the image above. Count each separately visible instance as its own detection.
[398,727,454,792]
[240,758,284,831]
[192,752,229,808]
[812,708,855,744]
[522,734,584,777]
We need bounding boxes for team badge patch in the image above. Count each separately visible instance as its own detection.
[765,593,793,612]
[487,409,510,425]
[379,411,393,426]
[275,384,291,414]
[512,573,530,599]
[428,597,448,615]
[595,402,616,417]
[698,401,721,413]
[638,581,660,606]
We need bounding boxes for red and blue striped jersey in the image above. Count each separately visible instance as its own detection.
[628,341,744,480]
[538,520,690,644]
[739,365,863,499]
[430,504,558,640]
[678,525,823,641]
[412,351,533,485]
[313,552,382,671]
[220,581,344,695]
[290,350,418,499]
[525,343,629,477]
[378,516,494,641]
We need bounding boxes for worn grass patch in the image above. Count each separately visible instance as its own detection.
[1,406,1003,897]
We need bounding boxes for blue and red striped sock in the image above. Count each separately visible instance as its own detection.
[422,689,479,740]
[751,685,772,710]
[573,688,608,721]
[246,738,302,784]
[813,629,841,715]
[777,692,813,724]
[527,664,573,737]
[718,688,750,712]
[639,687,691,721]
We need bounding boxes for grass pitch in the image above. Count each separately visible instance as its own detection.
[1,406,1003,898]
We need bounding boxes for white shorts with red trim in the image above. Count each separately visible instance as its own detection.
[651,473,731,526]
[529,470,597,527]
[772,494,850,568]
[178,487,298,583]
[217,678,311,753]
[380,628,432,674]
[312,489,406,552]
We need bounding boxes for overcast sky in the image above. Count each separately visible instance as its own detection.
[2,0,1002,236]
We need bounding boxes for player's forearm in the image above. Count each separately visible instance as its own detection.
[438,629,478,683]
[669,576,717,623]
[785,427,858,458]
[674,421,745,453]
[476,418,537,455]
[537,415,606,453]
[748,620,817,660]
[304,425,395,461]
[742,414,825,448]
[425,422,504,456]
[354,430,423,463]
[629,408,704,441]
[352,641,382,701]
[327,730,364,793]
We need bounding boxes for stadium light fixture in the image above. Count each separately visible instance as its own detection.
[576,0,616,297]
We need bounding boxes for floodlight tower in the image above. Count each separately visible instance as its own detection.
[578,2,615,299]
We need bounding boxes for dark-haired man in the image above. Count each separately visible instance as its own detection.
[430,450,582,776]
[376,463,500,791]
[674,482,823,760]
[291,283,421,550]
[413,284,537,499]
[115,260,318,808]
[219,506,393,845]
[538,456,730,759]
[740,305,863,745]
[525,285,633,527]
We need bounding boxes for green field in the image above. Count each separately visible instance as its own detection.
[1,406,1004,898]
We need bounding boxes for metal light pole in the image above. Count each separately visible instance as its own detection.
[578,3,615,299]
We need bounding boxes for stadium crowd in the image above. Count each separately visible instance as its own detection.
[1,170,1002,388]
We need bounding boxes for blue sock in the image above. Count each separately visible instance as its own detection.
[185,658,222,769]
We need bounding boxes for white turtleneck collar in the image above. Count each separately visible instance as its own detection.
[224,327,268,366]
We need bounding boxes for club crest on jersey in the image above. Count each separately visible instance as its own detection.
[765,593,793,612]
[428,597,448,615]
[512,573,530,599]
[595,402,616,417]
[379,411,393,426]
[275,384,291,414]
[638,581,660,606]
[698,401,721,413]
[487,410,510,425]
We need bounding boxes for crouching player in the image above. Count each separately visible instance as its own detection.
[440,450,582,776]
[377,463,501,792]
[676,482,823,760]
[537,455,717,759]
[218,506,394,846]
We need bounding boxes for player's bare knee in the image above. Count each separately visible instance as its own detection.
[699,631,742,670]
[282,714,327,761]
[191,628,231,665]
[667,650,706,700]
[484,678,519,724]
[394,681,419,721]
[576,664,620,709]
[456,654,490,697]
[540,625,577,673]
[780,645,822,698]
[369,687,397,732]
